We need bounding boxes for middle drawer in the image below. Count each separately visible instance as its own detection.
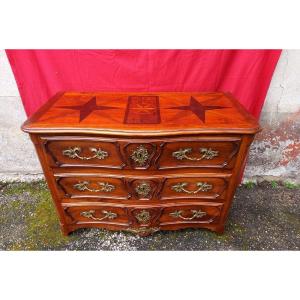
[54,173,230,201]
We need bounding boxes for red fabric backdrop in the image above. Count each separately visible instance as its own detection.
[6,50,281,118]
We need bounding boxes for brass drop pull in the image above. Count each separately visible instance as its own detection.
[171,182,213,194]
[172,147,218,161]
[80,210,117,221]
[169,209,207,220]
[73,181,115,192]
[62,147,108,160]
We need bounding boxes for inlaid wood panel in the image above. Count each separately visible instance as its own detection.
[22,92,260,136]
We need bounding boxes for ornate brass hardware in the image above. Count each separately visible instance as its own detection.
[171,182,213,194]
[62,147,109,160]
[80,210,117,221]
[134,210,151,224]
[130,145,149,166]
[169,209,207,220]
[125,227,160,235]
[73,181,115,192]
[135,182,151,197]
[172,147,218,161]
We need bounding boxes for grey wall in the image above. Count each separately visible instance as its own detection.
[1,50,299,182]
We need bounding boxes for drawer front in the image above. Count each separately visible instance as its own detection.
[159,204,223,225]
[64,205,129,226]
[42,136,240,170]
[56,176,129,200]
[56,174,229,201]
[43,138,125,169]
[128,204,223,226]
[161,176,228,200]
[63,203,223,228]
[158,139,240,169]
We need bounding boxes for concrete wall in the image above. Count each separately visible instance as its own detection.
[244,50,300,183]
[1,50,299,182]
[0,50,43,181]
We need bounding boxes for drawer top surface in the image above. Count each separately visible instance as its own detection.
[22,92,260,136]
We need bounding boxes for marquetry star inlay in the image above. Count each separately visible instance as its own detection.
[169,96,228,123]
[57,96,118,122]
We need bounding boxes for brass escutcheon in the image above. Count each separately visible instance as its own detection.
[130,145,149,166]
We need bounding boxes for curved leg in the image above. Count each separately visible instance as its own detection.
[211,223,225,235]
[60,224,72,236]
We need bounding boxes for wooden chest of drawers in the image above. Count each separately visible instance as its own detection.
[22,92,260,236]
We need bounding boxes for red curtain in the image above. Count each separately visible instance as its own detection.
[6,50,281,118]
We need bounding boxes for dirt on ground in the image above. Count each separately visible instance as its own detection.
[0,181,299,250]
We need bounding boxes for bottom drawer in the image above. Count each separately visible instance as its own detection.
[159,204,223,225]
[64,205,130,226]
[63,202,223,228]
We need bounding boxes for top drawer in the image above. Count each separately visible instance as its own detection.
[41,136,241,170]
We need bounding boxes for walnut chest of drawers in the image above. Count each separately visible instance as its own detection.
[22,92,260,236]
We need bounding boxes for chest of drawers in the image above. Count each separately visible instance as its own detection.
[22,92,260,236]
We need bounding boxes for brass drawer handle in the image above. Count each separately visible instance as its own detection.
[169,209,207,220]
[62,147,109,160]
[80,210,117,221]
[73,181,115,193]
[172,147,218,161]
[171,182,213,194]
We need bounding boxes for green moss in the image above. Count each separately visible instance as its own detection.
[98,230,107,239]
[284,181,300,189]
[244,181,255,189]
[2,180,71,250]
[23,195,70,250]
[3,182,33,196]
[271,181,278,189]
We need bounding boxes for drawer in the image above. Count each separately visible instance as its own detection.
[64,205,129,226]
[43,137,125,169]
[55,174,230,201]
[63,203,223,228]
[160,176,228,200]
[158,138,240,169]
[159,203,223,225]
[42,136,240,170]
[56,176,129,200]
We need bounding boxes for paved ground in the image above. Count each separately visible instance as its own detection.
[0,181,299,250]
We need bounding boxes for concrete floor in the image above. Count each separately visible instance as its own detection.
[0,181,299,250]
